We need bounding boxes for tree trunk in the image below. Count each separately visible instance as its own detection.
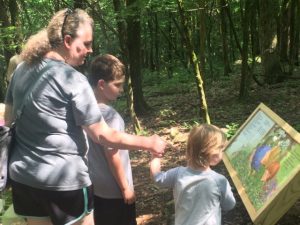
[171,16,187,67]
[9,0,18,26]
[259,0,282,84]
[113,0,127,56]
[239,0,252,99]
[229,23,235,62]
[154,12,160,71]
[207,1,215,79]
[289,0,296,72]
[147,10,155,71]
[167,13,173,78]
[279,0,290,63]
[113,0,141,133]
[219,0,231,76]
[0,0,13,65]
[226,2,242,55]
[0,0,13,101]
[126,0,149,115]
[198,1,206,76]
[293,0,300,65]
[176,0,210,124]
[250,0,260,57]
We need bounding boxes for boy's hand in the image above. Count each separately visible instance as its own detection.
[122,188,135,204]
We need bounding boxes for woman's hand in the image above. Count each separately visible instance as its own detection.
[148,134,167,157]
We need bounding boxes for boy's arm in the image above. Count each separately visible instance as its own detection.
[104,148,135,204]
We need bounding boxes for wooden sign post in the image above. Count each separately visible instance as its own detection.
[223,103,300,225]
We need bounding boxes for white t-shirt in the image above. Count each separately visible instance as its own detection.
[153,167,236,225]
[88,103,133,199]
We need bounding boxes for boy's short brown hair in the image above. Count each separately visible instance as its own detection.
[186,124,226,169]
[88,54,125,87]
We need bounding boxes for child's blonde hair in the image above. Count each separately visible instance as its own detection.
[186,124,226,168]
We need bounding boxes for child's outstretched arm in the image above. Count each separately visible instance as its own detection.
[150,155,180,189]
[150,156,161,179]
[105,149,135,204]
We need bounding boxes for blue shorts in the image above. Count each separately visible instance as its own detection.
[94,195,137,225]
[11,179,94,225]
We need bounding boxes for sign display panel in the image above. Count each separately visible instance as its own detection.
[223,103,300,225]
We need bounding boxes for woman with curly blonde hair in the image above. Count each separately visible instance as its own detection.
[5,8,166,225]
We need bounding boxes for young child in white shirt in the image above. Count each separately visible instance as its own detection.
[150,124,236,225]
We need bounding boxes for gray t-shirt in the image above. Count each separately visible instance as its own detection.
[153,167,236,225]
[88,104,133,199]
[5,58,102,191]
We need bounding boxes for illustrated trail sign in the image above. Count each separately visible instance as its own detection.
[223,103,300,225]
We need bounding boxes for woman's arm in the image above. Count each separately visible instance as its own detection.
[82,120,166,157]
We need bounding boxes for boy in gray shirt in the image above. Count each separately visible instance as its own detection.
[88,54,137,225]
[150,124,236,225]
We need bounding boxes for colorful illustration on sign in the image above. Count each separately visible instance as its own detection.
[225,110,300,210]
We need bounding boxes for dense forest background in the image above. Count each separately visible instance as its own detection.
[1,0,300,125]
[0,0,300,224]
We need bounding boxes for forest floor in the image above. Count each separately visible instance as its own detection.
[127,68,300,225]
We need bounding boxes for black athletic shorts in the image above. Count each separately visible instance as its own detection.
[11,179,94,225]
[94,195,137,225]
